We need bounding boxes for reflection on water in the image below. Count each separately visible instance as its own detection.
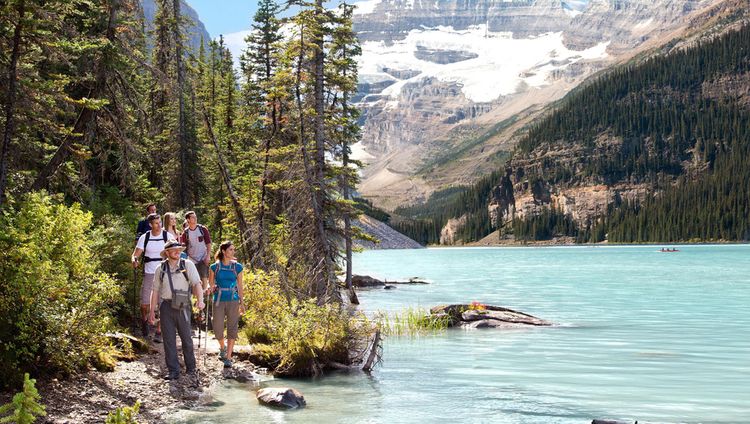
[175,245,750,423]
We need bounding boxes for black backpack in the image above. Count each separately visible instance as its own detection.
[143,230,168,263]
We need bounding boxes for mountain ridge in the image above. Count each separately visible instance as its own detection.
[385,0,750,245]
[352,0,730,210]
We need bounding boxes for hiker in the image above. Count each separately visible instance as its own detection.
[148,240,205,383]
[163,212,181,240]
[136,203,157,240]
[207,241,245,368]
[180,211,212,289]
[132,213,168,341]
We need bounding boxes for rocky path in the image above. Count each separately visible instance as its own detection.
[33,334,259,424]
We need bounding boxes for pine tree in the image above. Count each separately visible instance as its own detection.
[0,373,46,424]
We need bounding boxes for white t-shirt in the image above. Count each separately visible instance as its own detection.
[167,231,179,241]
[136,230,168,274]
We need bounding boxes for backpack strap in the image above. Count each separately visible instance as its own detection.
[161,259,185,297]
[213,261,240,304]
[162,230,168,242]
[142,231,163,263]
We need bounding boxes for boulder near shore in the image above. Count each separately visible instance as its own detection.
[256,387,306,409]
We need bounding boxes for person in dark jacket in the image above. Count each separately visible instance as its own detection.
[136,203,157,241]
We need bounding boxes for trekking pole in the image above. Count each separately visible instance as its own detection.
[132,268,138,333]
[206,298,212,358]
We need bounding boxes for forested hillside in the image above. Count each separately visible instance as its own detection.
[390,21,750,245]
[509,23,750,243]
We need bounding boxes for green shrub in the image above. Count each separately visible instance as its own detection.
[0,192,121,388]
[105,401,140,424]
[0,373,46,424]
[243,270,370,376]
[89,214,140,326]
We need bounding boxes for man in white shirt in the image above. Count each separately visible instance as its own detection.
[131,213,169,339]
[149,240,205,386]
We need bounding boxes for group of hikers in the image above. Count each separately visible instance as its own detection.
[131,203,244,385]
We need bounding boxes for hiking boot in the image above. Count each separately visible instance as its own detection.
[219,348,226,360]
[186,372,200,388]
[152,332,162,344]
[168,380,181,397]
[222,358,233,368]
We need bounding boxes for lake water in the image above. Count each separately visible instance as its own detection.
[174,245,750,423]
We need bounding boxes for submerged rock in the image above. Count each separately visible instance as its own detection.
[430,304,552,328]
[352,274,430,288]
[256,387,306,409]
[222,363,258,384]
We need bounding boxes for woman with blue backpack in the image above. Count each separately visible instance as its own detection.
[207,240,245,368]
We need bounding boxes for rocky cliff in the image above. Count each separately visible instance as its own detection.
[141,0,210,53]
[353,0,725,210]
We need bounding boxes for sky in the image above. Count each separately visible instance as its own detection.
[188,0,257,37]
[187,0,355,68]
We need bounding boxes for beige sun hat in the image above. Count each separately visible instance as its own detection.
[160,239,186,259]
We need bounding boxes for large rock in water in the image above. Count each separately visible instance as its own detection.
[430,304,552,328]
[256,388,306,409]
[352,275,385,288]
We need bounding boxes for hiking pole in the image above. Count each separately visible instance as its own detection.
[132,268,138,333]
[206,298,212,361]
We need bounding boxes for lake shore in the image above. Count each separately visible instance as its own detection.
[440,239,750,248]
[0,335,259,424]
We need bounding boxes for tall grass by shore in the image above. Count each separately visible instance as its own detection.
[374,308,450,336]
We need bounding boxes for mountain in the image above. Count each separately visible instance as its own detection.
[387,0,750,245]
[141,0,211,52]
[354,215,424,249]
[352,0,733,210]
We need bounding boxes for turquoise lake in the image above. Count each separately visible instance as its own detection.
[175,245,750,423]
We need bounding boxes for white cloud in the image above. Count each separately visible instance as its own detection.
[220,30,252,70]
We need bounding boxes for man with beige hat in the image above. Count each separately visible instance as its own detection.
[149,240,205,385]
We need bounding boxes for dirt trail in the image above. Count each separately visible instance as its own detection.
[29,334,258,424]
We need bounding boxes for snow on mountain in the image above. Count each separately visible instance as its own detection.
[358,24,608,104]
[350,0,721,209]
[354,0,383,15]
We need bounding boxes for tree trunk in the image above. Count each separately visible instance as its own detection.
[0,0,25,205]
[312,0,334,305]
[340,15,358,305]
[361,329,381,373]
[255,36,280,269]
[30,0,120,192]
[173,0,189,208]
[201,108,251,259]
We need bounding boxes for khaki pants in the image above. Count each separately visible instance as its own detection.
[212,300,240,340]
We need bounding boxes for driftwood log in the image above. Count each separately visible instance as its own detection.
[431,304,553,328]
